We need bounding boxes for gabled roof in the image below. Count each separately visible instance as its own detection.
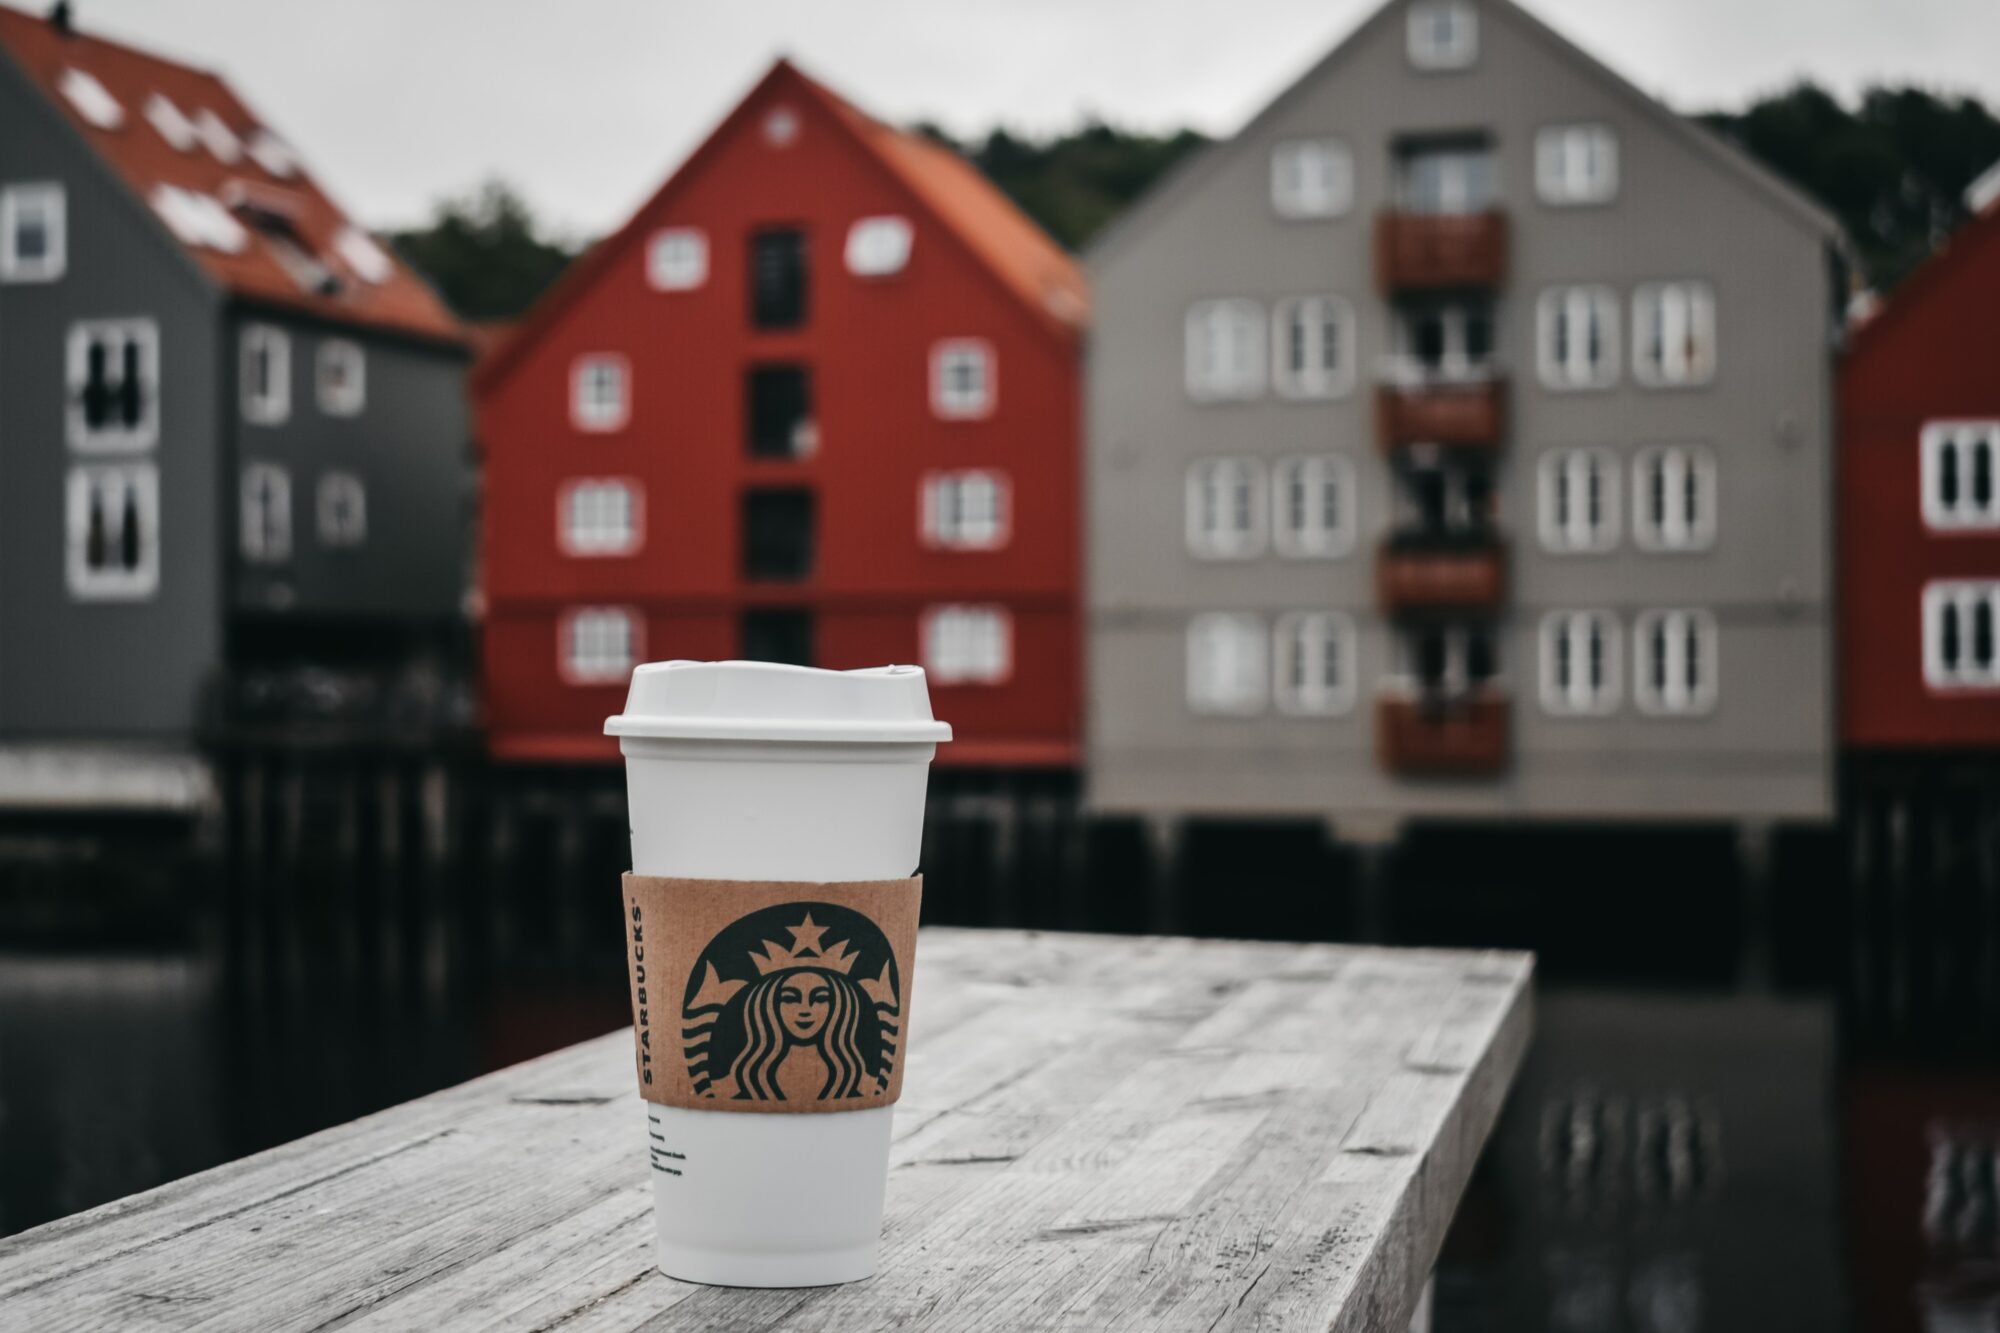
[474,58,1086,393]
[1087,0,1845,269]
[1845,189,2000,362]
[0,3,462,345]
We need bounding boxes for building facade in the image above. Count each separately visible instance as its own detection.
[1085,0,1846,828]
[1840,183,2000,752]
[476,60,1084,766]
[0,5,470,760]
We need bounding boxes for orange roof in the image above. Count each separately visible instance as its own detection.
[0,4,462,345]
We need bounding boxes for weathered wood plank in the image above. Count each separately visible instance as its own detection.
[0,929,1531,1332]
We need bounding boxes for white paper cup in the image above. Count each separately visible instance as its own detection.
[606,660,949,1288]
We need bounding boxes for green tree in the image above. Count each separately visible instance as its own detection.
[387,180,578,322]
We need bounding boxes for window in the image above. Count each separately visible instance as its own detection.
[316,472,367,547]
[1536,125,1619,205]
[922,471,1009,551]
[66,319,159,451]
[845,216,913,276]
[1921,422,2000,530]
[1271,455,1355,558]
[1537,286,1619,389]
[59,68,123,129]
[334,227,392,285]
[558,478,642,556]
[1,183,66,282]
[1925,581,2000,690]
[1396,141,1495,214]
[1396,456,1492,536]
[923,606,1011,685]
[1631,445,1717,552]
[746,365,814,458]
[1633,609,1718,715]
[246,129,299,179]
[66,464,159,600]
[648,227,707,291]
[749,228,807,329]
[1187,613,1268,715]
[1632,282,1716,386]
[931,339,996,419]
[1185,299,1265,401]
[1538,448,1620,553]
[150,184,248,252]
[240,324,290,425]
[763,106,800,146]
[741,609,813,667]
[562,607,642,684]
[193,108,241,164]
[1407,0,1477,69]
[1400,623,1500,697]
[239,462,292,564]
[742,488,815,581]
[1273,611,1356,716]
[1270,140,1353,219]
[145,93,197,151]
[1540,611,1621,715]
[1271,296,1355,399]
[316,340,365,416]
[1392,298,1494,382]
[570,354,629,432]
[1186,458,1266,559]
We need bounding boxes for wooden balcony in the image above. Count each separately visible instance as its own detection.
[1376,533,1507,613]
[1376,691,1510,777]
[1375,379,1506,451]
[1374,210,1507,292]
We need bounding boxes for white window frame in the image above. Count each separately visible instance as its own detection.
[557,477,643,557]
[1273,611,1358,716]
[1536,285,1620,390]
[921,470,1010,551]
[59,68,123,129]
[145,92,198,151]
[930,339,996,420]
[1271,455,1356,559]
[1632,281,1717,387]
[647,227,708,291]
[1,183,66,282]
[246,128,299,179]
[1537,447,1621,554]
[1539,610,1623,716]
[1187,612,1268,716]
[571,354,630,432]
[315,339,366,416]
[1185,299,1265,402]
[1535,125,1619,206]
[334,227,393,285]
[1186,457,1267,560]
[845,215,914,277]
[66,463,160,601]
[315,471,367,548]
[66,318,160,452]
[1270,295,1356,399]
[1923,581,2000,691]
[151,184,249,253]
[193,108,242,164]
[1631,444,1718,553]
[1407,0,1478,70]
[560,606,644,686]
[922,605,1011,686]
[241,323,291,426]
[1270,140,1353,220]
[1632,608,1719,716]
[239,461,293,564]
[1921,421,2000,531]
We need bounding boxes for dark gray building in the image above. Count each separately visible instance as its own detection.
[0,4,469,794]
[1085,0,1847,833]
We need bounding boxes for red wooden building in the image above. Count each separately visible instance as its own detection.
[475,60,1085,766]
[1841,183,2000,750]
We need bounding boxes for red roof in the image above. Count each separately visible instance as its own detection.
[0,4,462,345]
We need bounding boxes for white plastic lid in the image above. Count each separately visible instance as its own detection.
[604,660,953,744]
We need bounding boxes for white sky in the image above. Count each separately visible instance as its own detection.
[48,0,2000,239]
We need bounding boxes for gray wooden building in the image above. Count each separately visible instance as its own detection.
[1084,0,1848,832]
[0,4,469,788]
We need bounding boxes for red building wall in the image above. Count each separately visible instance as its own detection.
[476,63,1081,766]
[1840,206,2000,750]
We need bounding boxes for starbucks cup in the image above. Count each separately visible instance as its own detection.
[606,660,950,1287]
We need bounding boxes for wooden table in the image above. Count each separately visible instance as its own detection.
[0,930,1532,1331]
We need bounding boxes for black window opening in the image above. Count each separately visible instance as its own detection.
[746,365,813,459]
[749,228,808,330]
[741,609,814,668]
[81,335,147,432]
[742,488,815,581]
[82,475,145,574]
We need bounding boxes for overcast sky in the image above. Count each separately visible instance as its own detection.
[53,0,2000,239]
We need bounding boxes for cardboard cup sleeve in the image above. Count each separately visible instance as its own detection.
[623,874,922,1115]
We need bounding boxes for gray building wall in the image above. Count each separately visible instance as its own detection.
[1085,0,1839,825]
[0,52,225,740]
